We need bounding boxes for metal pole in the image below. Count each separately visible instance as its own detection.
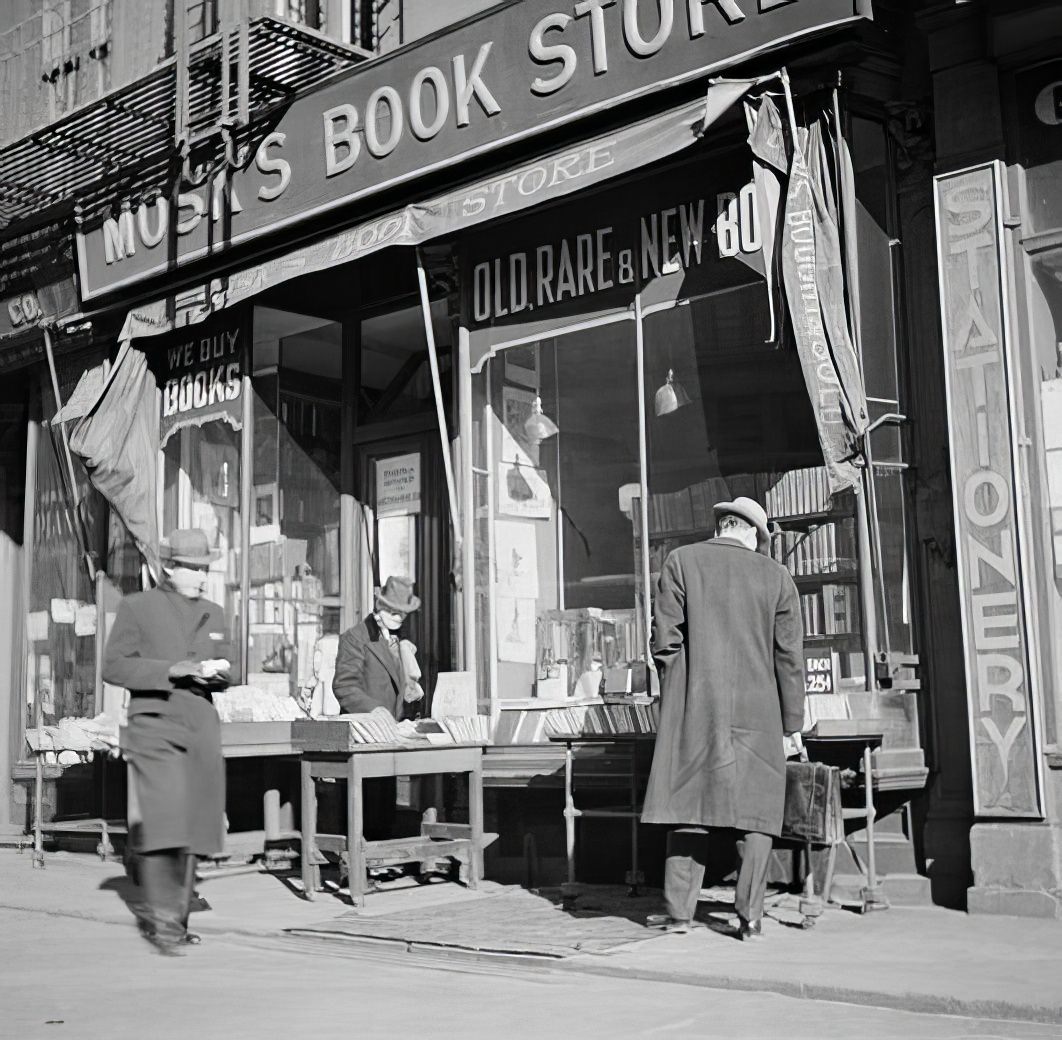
[829,87,886,679]
[457,325,476,687]
[239,317,253,685]
[415,255,462,548]
[633,296,654,663]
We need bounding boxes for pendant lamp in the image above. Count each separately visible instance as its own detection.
[654,369,691,416]
[524,395,559,445]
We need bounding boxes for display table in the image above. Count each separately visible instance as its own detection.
[804,731,887,911]
[547,733,654,897]
[296,728,486,907]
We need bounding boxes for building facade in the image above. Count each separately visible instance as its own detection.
[1,0,1061,915]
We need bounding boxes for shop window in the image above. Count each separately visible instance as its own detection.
[642,293,865,683]
[25,355,140,733]
[471,319,645,703]
[161,421,242,621]
[250,306,342,699]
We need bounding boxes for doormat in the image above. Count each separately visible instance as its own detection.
[287,888,661,958]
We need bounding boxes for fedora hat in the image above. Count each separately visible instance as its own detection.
[713,497,771,553]
[160,528,220,567]
[376,575,421,614]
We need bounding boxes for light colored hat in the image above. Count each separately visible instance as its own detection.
[713,497,771,553]
[160,528,220,567]
[376,575,421,614]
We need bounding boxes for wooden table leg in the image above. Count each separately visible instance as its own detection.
[347,756,366,908]
[469,754,484,889]
[300,758,318,900]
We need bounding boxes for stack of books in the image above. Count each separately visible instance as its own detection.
[334,711,403,744]
[438,715,492,744]
[543,700,660,738]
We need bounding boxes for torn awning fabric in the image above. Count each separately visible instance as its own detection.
[64,342,161,576]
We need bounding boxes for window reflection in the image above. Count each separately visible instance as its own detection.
[250,307,342,699]
[473,321,645,703]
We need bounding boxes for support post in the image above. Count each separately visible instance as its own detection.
[458,325,476,685]
[239,318,253,685]
[634,295,653,660]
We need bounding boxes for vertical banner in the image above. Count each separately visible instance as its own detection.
[781,128,868,494]
[934,161,1044,818]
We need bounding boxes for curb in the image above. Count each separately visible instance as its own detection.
[5,901,1062,1026]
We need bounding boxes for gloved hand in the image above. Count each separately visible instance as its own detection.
[168,660,202,682]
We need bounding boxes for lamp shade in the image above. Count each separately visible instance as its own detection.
[654,369,692,416]
[524,396,559,444]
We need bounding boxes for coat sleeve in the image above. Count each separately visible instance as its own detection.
[208,602,241,686]
[652,551,686,679]
[332,628,373,714]
[773,570,806,733]
[102,598,175,692]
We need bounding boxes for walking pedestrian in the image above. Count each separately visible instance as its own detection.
[642,497,805,941]
[103,528,235,954]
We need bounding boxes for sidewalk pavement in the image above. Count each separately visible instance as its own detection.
[2,848,1060,1026]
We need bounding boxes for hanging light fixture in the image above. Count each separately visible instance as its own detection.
[654,369,691,416]
[524,395,559,444]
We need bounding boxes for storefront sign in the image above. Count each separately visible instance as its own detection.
[77,0,870,300]
[0,278,78,339]
[376,453,421,517]
[463,148,762,357]
[147,313,245,446]
[934,161,1044,819]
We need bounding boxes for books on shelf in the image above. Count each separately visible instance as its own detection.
[764,466,832,519]
[543,699,660,738]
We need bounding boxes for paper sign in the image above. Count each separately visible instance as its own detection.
[430,672,478,720]
[50,598,78,624]
[376,453,421,517]
[74,605,97,637]
[494,520,539,598]
[803,649,837,695]
[497,596,537,664]
[27,611,49,642]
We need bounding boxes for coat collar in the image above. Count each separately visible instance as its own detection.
[364,614,402,687]
[711,534,752,551]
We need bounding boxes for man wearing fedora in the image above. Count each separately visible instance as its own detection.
[642,497,805,941]
[103,528,236,955]
[333,575,425,839]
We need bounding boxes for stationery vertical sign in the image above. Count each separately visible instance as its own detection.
[934,161,1044,818]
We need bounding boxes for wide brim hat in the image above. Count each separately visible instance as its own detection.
[160,528,220,567]
[376,575,421,614]
[713,497,771,553]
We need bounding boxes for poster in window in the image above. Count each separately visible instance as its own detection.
[499,386,551,518]
[376,452,421,517]
[494,520,539,598]
[496,595,537,664]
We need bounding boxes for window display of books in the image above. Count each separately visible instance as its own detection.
[544,699,660,738]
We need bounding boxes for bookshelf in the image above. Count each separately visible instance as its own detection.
[635,466,863,662]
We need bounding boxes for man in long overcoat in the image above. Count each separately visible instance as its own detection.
[642,497,805,940]
[332,575,424,839]
[103,528,235,954]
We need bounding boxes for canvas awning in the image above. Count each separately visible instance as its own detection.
[115,78,763,344]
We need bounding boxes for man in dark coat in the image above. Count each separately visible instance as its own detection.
[642,497,805,941]
[103,528,235,955]
[332,575,424,839]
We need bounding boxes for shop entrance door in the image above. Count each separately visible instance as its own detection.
[357,431,450,711]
